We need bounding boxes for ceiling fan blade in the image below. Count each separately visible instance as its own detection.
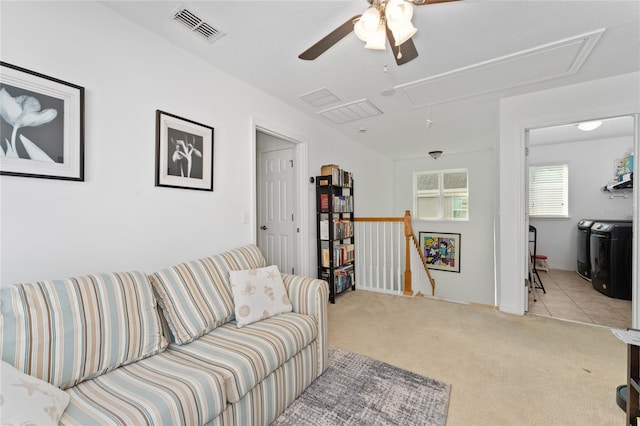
[299,15,361,60]
[386,26,419,65]
[411,0,461,5]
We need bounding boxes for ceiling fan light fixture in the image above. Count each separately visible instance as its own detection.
[364,23,387,50]
[392,22,417,46]
[386,0,416,45]
[354,7,381,42]
[386,0,414,29]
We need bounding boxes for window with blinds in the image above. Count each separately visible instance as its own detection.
[414,169,469,220]
[528,164,569,217]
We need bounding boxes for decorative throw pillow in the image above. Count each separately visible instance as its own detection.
[1,271,167,389]
[0,361,70,426]
[229,265,292,327]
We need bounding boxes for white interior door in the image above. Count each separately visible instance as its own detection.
[257,146,296,273]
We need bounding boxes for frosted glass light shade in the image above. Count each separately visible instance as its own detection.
[392,22,417,46]
[354,7,381,42]
[365,23,387,50]
[386,0,413,30]
[577,120,602,131]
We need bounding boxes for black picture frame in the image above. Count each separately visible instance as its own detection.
[0,62,84,181]
[419,231,461,273]
[155,110,214,191]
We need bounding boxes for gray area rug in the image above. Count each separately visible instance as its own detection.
[272,346,451,426]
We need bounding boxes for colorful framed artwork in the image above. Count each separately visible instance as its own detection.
[155,110,214,191]
[419,231,461,273]
[0,62,85,181]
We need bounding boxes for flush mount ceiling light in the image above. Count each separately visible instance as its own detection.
[428,150,443,159]
[576,120,602,131]
[298,0,461,66]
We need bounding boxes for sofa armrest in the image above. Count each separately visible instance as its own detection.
[281,273,329,376]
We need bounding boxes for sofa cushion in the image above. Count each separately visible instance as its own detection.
[217,342,319,426]
[167,312,317,403]
[60,350,227,426]
[0,360,70,426]
[229,265,292,327]
[150,244,266,345]
[0,271,167,390]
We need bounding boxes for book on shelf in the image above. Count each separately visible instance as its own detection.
[332,244,355,267]
[332,195,353,212]
[320,264,354,295]
[321,164,339,176]
[320,243,355,268]
[322,248,330,268]
[334,219,353,239]
[319,165,353,188]
[320,219,329,240]
[320,219,352,240]
[320,193,329,211]
[334,264,355,294]
[341,169,353,188]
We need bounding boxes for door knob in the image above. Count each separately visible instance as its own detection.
[260,225,268,230]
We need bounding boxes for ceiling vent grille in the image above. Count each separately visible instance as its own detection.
[299,88,341,108]
[173,8,226,43]
[318,99,383,124]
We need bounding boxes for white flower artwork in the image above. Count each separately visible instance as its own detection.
[155,110,214,191]
[0,62,84,181]
[170,134,203,178]
[0,87,58,161]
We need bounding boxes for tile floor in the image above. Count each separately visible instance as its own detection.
[526,268,632,329]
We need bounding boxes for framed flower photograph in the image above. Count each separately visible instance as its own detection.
[0,62,84,181]
[419,231,461,273]
[155,110,214,191]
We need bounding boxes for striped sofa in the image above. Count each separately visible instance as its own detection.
[0,244,329,425]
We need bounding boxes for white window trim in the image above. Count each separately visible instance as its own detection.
[413,168,469,221]
[528,162,569,219]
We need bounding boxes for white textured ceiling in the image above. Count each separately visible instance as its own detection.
[528,115,636,146]
[102,0,640,159]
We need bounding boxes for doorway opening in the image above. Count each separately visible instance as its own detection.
[523,115,635,328]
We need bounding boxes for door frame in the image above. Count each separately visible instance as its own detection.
[250,117,310,276]
[499,112,638,323]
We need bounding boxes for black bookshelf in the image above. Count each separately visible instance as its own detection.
[316,171,355,304]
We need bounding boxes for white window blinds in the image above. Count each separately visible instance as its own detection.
[528,164,569,217]
[443,171,468,195]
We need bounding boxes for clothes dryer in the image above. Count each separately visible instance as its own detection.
[577,219,595,280]
[590,221,633,300]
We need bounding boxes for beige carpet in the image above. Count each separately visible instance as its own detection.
[328,290,626,425]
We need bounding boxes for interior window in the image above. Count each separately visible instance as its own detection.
[528,163,569,217]
[414,169,469,220]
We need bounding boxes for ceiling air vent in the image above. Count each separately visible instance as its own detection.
[299,88,341,108]
[172,8,226,44]
[318,99,382,124]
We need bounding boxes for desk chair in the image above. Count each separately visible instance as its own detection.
[528,225,546,294]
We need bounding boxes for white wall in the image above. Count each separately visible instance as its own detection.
[529,135,634,270]
[498,72,640,316]
[393,149,496,306]
[0,1,393,286]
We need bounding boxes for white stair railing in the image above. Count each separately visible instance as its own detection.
[353,211,436,297]
[354,219,405,295]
